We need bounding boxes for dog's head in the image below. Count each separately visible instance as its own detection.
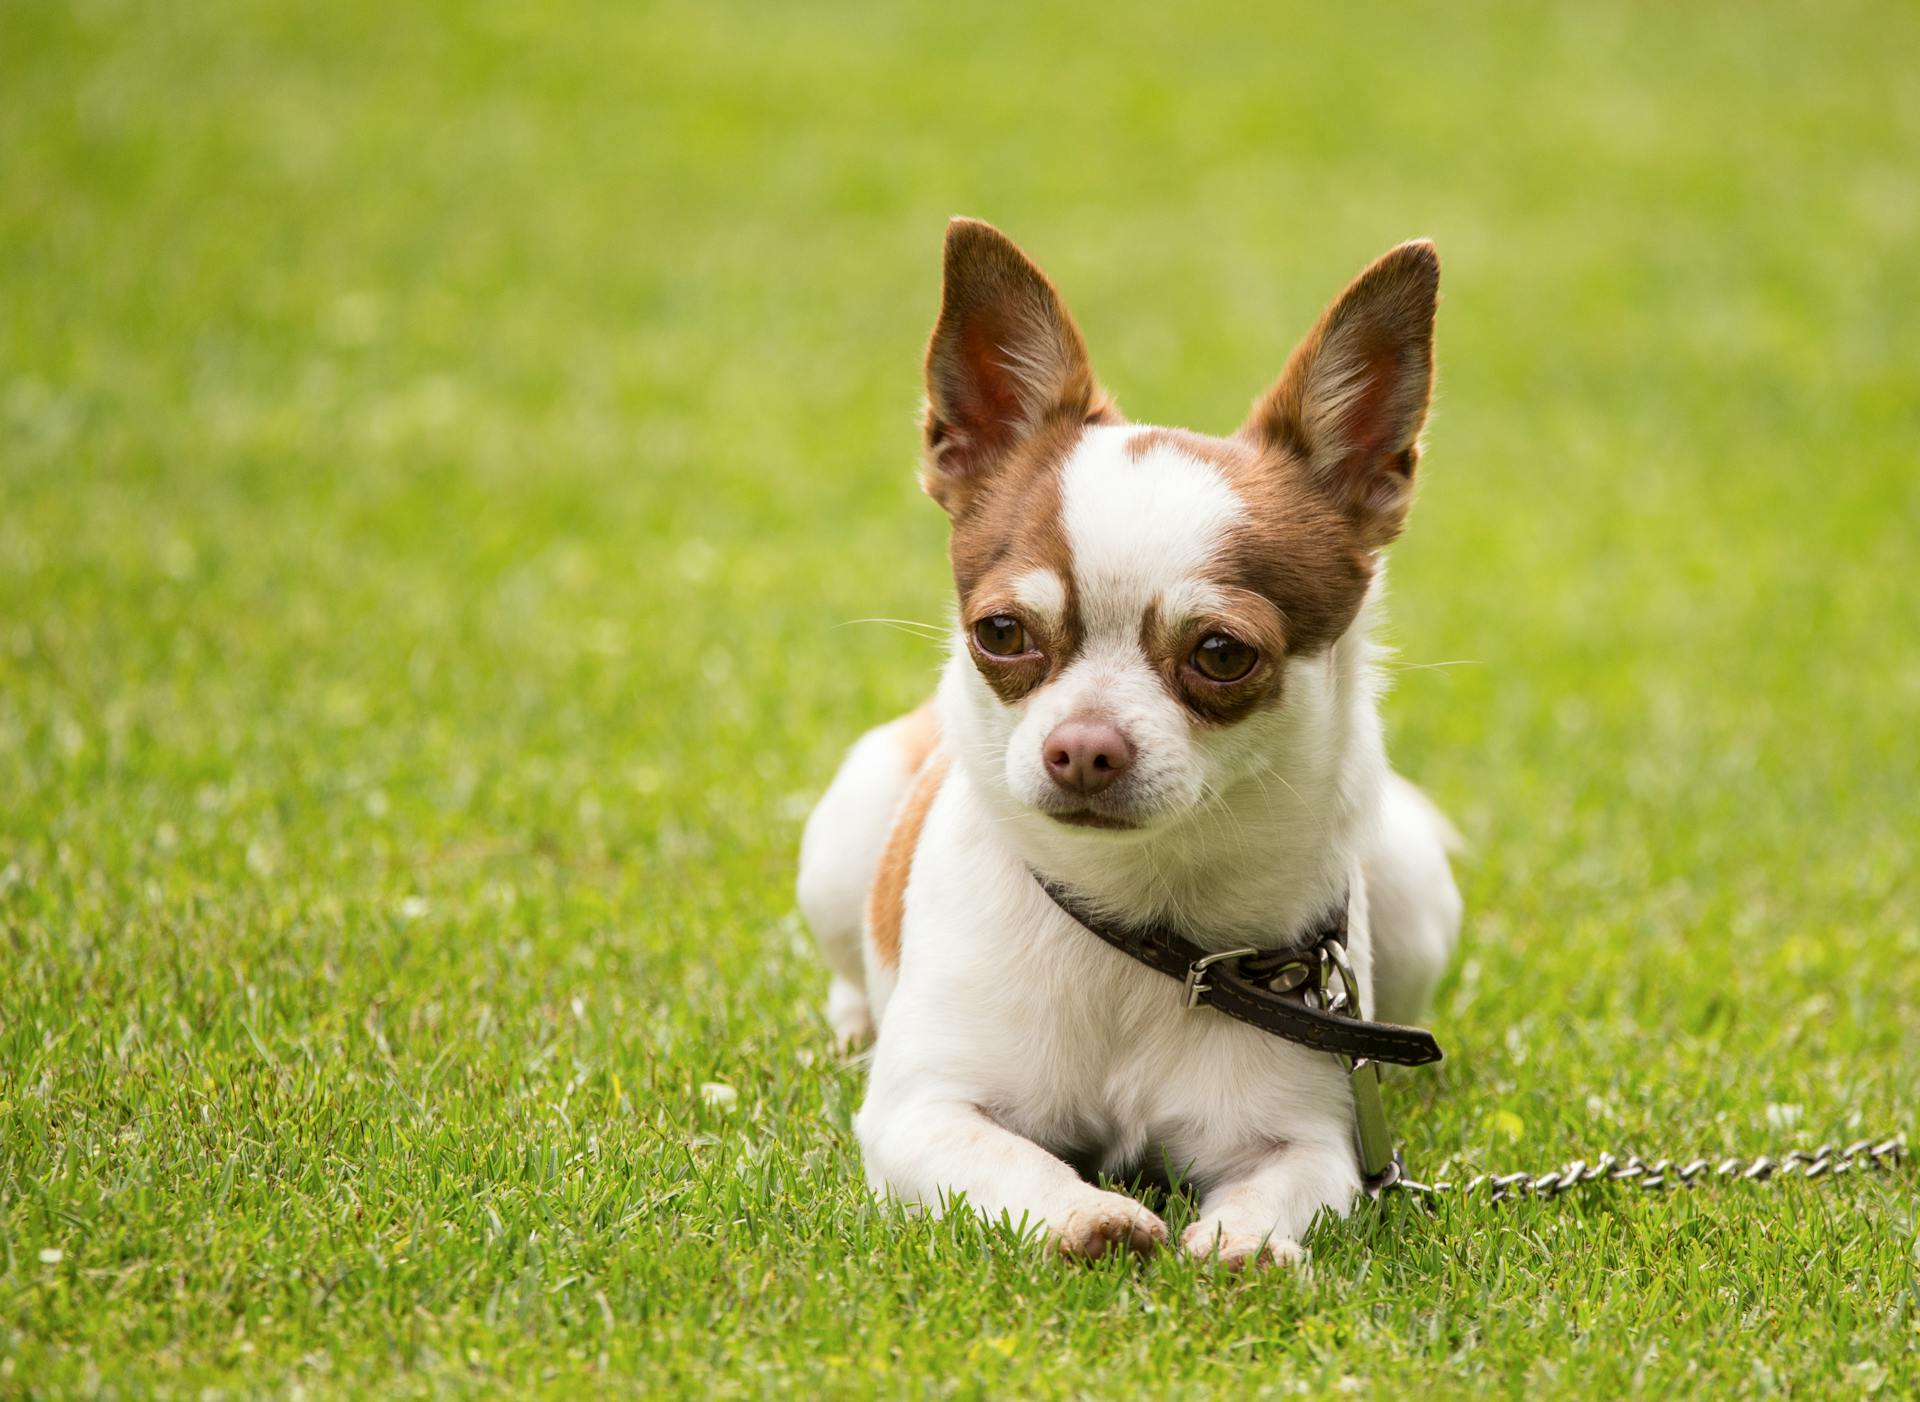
[922,220,1439,836]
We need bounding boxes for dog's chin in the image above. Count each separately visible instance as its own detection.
[1028,794,1185,835]
[1043,808,1146,833]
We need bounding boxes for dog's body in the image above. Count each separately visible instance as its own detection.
[798,221,1461,1266]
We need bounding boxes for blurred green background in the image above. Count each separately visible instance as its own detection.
[3,0,1917,1396]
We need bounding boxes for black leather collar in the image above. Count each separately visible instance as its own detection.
[1034,874,1444,1067]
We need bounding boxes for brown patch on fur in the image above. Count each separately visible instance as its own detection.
[1121,426,1246,470]
[1214,444,1378,656]
[893,698,941,774]
[1141,588,1292,726]
[865,750,951,973]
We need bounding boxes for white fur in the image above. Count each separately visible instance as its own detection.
[798,425,1462,1264]
[1009,566,1067,629]
[1061,426,1248,635]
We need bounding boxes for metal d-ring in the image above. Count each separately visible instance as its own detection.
[1322,937,1364,1019]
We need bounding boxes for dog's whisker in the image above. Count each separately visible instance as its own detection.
[1195,776,1249,848]
[1254,763,1311,817]
[1237,766,1285,827]
[833,616,953,640]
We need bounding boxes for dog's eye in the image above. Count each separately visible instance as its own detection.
[973,615,1030,658]
[1191,634,1257,683]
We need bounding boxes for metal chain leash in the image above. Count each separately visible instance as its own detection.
[1246,927,1911,1208]
[1385,1134,1909,1202]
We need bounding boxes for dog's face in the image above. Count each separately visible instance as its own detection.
[921,221,1438,835]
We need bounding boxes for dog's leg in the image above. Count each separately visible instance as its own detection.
[1178,1137,1358,1270]
[858,1097,1169,1259]
[822,975,872,1049]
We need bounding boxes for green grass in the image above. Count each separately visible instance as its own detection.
[3,0,1918,1395]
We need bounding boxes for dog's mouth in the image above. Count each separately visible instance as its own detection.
[1044,808,1144,832]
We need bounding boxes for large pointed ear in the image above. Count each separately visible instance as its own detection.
[1242,240,1439,546]
[920,219,1108,516]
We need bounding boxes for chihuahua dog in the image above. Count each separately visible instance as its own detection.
[797,220,1461,1267]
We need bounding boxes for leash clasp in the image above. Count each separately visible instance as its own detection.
[1350,1057,1400,1191]
[1181,947,1258,1010]
[1318,939,1401,1191]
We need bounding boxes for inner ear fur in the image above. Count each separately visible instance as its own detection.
[920,218,1111,516]
[1242,240,1440,546]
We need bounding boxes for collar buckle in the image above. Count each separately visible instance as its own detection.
[1181,947,1259,1010]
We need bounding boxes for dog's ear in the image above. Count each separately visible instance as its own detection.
[921,219,1107,516]
[1242,241,1439,547]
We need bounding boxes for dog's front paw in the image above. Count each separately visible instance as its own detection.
[1053,1191,1168,1260]
[1179,1219,1307,1272]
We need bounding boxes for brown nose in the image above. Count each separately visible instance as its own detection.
[1043,718,1134,795]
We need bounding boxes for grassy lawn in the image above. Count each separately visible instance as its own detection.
[3,0,1918,1395]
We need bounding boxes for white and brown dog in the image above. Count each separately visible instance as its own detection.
[797,220,1461,1267]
